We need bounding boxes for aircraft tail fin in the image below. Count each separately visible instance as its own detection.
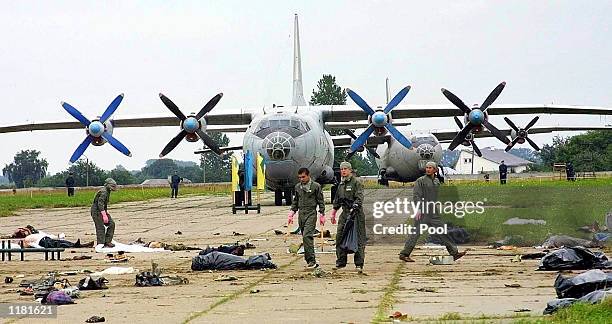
[291,14,307,106]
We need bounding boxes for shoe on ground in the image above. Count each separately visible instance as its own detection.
[356,266,363,274]
[399,254,415,262]
[332,264,346,271]
[453,251,467,261]
[306,263,319,269]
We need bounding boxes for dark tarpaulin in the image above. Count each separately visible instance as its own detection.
[543,288,611,315]
[191,251,276,271]
[538,246,612,270]
[554,269,612,299]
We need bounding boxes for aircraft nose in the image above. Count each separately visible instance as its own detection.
[416,143,435,159]
[263,131,295,161]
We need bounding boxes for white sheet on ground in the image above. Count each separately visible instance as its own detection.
[92,267,137,276]
[95,241,168,253]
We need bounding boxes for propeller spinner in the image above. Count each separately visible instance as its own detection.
[346,86,413,156]
[158,93,223,157]
[61,94,132,163]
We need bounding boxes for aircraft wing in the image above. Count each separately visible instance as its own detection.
[0,112,253,134]
[433,126,611,143]
[331,135,388,147]
[321,104,612,122]
[194,145,244,154]
[325,120,410,129]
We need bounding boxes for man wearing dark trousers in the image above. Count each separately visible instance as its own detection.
[399,161,466,262]
[331,161,366,273]
[499,160,508,185]
[91,178,117,248]
[65,172,75,197]
[288,168,325,269]
[170,171,183,198]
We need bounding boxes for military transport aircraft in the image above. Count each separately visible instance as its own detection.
[1,14,610,206]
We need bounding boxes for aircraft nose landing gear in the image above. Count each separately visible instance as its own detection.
[378,169,389,186]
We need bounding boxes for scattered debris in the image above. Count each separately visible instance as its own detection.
[287,243,302,254]
[311,268,324,278]
[214,275,238,282]
[92,267,136,276]
[497,246,518,251]
[510,255,522,263]
[544,288,611,314]
[430,256,454,265]
[232,231,245,236]
[175,231,182,235]
[77,276,109,290]
[541,235,602,249]
[274,230,284,235]
[503,217,546,225]
[389,311,408,320]
[249,289,260,294]
[416,287,437,293]
[213,233,220,236]
[67,255,93,261]
[85,315,106,323]
[505,283,521,288]
[514,308,531,313]
[521,252,547,260]
[4,276,13,284]
[539,246,612,270]
[555,269,612,298]
[42,290,74,305]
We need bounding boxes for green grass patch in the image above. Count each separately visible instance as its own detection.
[0,184,231,217]
[513,298,612,324]
[437,178,612,245]
[372,263,404,323]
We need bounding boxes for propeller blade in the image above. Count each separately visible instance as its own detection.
[470,140,482,157]
[343,129,357,140]
[346,89,375,116]
[159,130,188,158]
[482,120,510,144]
[525,116,540,130]
[503,117,520,132]
[100,93,124,123]
[480,81,506,112]
[383,86,411,114]
[385,123,412,149]
[349,125,375,153]
[526,137,540,151]
[159,93,187,121]
[196,129,222,155]
[366,146,380,159]
[196,93,223,120]
[62,102,91,126]
[69,136,93,163]
[453,116,464,129]
[101,132,132,157]
[505,137,520,152]
[441,88,471,114]
[448,124,475,151]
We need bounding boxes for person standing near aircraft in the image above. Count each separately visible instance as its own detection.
[170,170,183,198]
[399,162,466,262]
[288,168,325,269]
[91,178,117,248]
[331,161,366,273]
[499,160,508,185]
[65,171,75,197]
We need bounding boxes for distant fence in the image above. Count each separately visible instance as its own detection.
[0,182,232,195]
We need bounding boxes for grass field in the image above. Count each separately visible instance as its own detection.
[514,298,612,324]
[0,184,230,217]
[438,178,612,245]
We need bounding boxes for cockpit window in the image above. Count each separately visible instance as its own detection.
[256,117,310,133]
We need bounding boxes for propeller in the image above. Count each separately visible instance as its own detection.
[346,86,413,155]
[158,93,223,157]
[504,116,540,151]
[453,116,482,157]
[442,82,510,151]
[61,94,131,163]
[343,129,380,160]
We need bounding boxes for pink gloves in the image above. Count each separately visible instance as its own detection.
[101,211,109,224]
[319,213,326,226]
[414,211,422,221]
[330,209,337,225]
[287,211,295,225]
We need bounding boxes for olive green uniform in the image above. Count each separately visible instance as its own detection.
[291,180,325,265]
[400,174,458,257]
[333,175,366,267]
[90,186,115,245]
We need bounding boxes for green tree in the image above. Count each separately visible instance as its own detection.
[68,160,108,186]
[200,132,231,182]
[109,165,136,185]
[309,74,347,107]
[537,130,612,171]
[140,159,179,179]
[3,150,48,188]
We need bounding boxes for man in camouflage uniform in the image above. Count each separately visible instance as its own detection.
[399,161,466,262]
[288,168,325,268]
[91,178,118,248]
[331,161,366,273]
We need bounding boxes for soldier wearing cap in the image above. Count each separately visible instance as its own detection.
[331,161,366,273]
[91,178,118,248]
[399,161,466,262]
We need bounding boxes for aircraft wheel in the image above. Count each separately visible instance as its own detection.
[274,190,283,206]
[284,190,293,206]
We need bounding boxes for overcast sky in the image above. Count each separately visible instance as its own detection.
[1,1,611,174]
